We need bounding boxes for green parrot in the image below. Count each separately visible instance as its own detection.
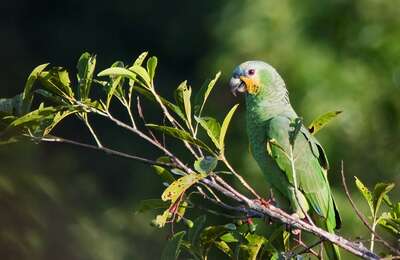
[229,61,341,259]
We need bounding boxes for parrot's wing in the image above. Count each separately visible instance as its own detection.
[266,116,337,228]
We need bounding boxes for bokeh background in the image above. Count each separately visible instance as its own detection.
[1,0,399,259]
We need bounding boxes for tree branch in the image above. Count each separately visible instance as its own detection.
[34,135,175,168]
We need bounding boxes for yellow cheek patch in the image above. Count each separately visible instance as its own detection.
[240,76,260,94]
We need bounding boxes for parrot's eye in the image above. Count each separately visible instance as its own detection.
[248,69,255,76]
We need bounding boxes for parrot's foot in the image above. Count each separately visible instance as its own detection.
[287,213,302,236]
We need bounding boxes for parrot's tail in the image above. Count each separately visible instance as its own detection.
[313,216,341,260]
[323,226,341,260]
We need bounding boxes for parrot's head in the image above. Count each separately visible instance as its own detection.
[229,61,288,102]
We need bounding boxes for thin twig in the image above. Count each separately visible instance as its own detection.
[34,135,175,168]
[341,161,400,256]
[290,238,322,258]
[220,155,261,199]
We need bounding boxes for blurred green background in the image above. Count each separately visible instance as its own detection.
[1,0,399,259]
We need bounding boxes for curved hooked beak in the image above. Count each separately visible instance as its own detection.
[229,76,246,97]
[229,76,255,96]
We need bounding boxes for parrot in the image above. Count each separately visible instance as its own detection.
[229,61,341,260]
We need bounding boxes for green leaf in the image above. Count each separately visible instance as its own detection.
[237,234,266,260]
[146,124,214,154]
[77,52,96,100]
[195,116,221,148]
[135,199,170,214]
[308,111,342,135]
[194,156,218,174]
[22,63,49,114]
[152,157,176,184]
[38,68,74,99]
[174,81,192,129]
[161,173,206,205]
[214,241,233,257]
[161,231,186,260]
[105,61,125,108]
[98,66,151,89]
[188,215,207,248]
[1,105,77,141]
[199,224,237,254]
[354,176,374,215]
[289,117,303,146]
[194,72,221,115]
[147,56,158,82]
[372,182,395,216]
[378,211,400,237]
[132,52,148,66]
[153,165,175,183]
[219,104,239,154]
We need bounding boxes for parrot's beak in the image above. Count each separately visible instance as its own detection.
[229,76,257,96]
[229,76,247,96]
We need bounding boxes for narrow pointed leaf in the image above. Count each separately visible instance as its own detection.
[195,116,221,148]
[146,56,158,82]
[98,66,151,88]
[146,124,214,153]
[219,104,239,153]
[373,182,395,215]
[77,52,96,99]
[354,176,374,215]
[22,63,49,114]
[308,111,342,135]
[174,81,192,128]
[194,72,221,115]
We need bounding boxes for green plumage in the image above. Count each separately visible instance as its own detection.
[230,61,341,260]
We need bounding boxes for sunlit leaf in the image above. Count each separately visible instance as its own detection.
[194,156,218,174]
[98,66,151,89]
[22,63,49,114]
[354,176,374,215]
[174,81,192,129]
[195,116,221,148]
[194,72,221,115]
[308,111,342,135]
[161,231,186,260]
[219,104,239,154]
[214,241,233,257]
[104,61,125,108]
[135,199,170,214]
[373,182,395,215]
[39,68,74,100]
[146,56,158,82]
[146,124,214,154]
[161,173,206,204]
[77,52,96,100]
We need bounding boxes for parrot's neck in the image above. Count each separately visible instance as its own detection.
[245,93,296,124]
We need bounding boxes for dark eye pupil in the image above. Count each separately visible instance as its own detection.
[248,69,255,75]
